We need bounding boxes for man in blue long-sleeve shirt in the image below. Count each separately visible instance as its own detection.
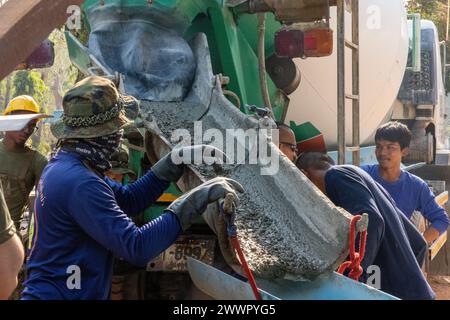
[296,152,435,300]
[362,122,449,244]
[22,76,243,300]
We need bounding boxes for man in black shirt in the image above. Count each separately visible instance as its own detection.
[296,152,434,300]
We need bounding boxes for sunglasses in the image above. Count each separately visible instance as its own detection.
[280,141,298,152]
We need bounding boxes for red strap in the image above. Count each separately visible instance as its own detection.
[230,236,262,300]
[338,215,367,281]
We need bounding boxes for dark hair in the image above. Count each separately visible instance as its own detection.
[375,121,411,149]
[296,152,335,171]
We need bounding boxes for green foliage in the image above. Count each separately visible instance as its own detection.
[408,0,448,39]
[13,71,51,110]
[35,126,54,156]
[48,28,79,96]
[0,29,78,156]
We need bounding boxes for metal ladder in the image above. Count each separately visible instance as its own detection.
[337,0,360,165]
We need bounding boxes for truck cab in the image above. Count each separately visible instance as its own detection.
[392,19,447,164]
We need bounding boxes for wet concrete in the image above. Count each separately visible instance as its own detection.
[141,98,352,280]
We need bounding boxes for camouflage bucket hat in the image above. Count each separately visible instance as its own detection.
[51,76,139,139]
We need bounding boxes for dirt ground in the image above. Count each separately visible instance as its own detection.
[428,276,450,300]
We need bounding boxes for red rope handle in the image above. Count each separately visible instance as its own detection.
[230,236,262,300]
[338,215,368,281]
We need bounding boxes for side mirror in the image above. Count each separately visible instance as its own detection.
[442,41,450,91]
[15,39,55,70]
[407,13,421,73]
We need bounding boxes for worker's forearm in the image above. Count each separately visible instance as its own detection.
[105,170,169,216]
[423,226,440,245]
[0,234,24,299]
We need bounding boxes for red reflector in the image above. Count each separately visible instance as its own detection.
[275,29,304,58]
[275,28,333,58]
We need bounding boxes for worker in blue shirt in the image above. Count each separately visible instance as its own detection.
[22,76,243,300]
[296,152,435,300]
[362,121,449,245]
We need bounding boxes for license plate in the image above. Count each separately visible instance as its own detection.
[147,235,215,272]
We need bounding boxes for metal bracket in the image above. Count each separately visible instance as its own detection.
[246,104,270,118]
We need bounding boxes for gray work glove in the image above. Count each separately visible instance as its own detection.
[165,177,244,231]
[152,145,226,183]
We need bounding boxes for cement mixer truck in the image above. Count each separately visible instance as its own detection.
[287,1,447,164]
[62,0,446,300]
[1,0,444,300]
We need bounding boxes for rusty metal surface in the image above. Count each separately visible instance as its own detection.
[271,0,336,23]
[247,0,337,23]
[0,0,83,80]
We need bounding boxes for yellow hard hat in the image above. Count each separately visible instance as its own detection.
[3,95,40,115]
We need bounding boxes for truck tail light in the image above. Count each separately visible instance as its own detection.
[275,28,333,58]
[304,28,333,57]
[15,39,55,70]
